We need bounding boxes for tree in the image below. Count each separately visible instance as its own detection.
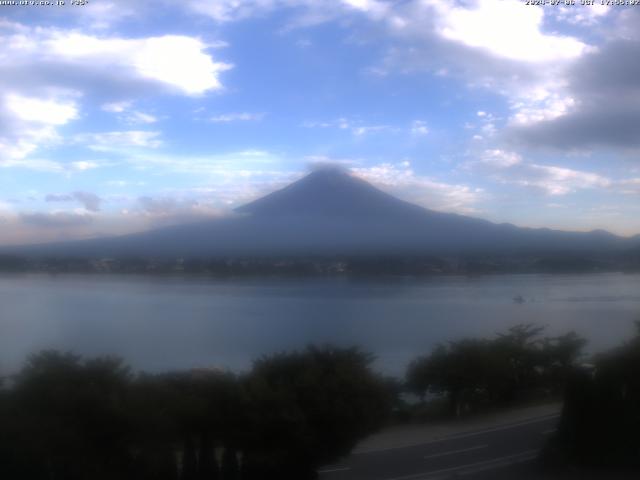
[243,346,394,479]
[539,331,587,393]
[129,368,240,480]
[7,351,133,480]
[407,339,500,416]
[0,346,394,480]
[406,325,587,417]
[548,323,640,470]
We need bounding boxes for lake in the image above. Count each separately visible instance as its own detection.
[1,273,639,377]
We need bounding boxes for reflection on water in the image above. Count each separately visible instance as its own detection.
[1,273,639,376]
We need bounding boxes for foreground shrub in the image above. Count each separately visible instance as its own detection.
[0,346,393,480]
[406,324,586,417]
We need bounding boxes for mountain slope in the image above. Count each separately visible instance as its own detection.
[5,168,634,258]
[235,168,427,219]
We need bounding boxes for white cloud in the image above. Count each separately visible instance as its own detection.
[161,0,598,145]
[0,139,45,164]
[102,101,132,113]
[551,3,610,26]
[182,0,337,23]
[303,117,395,136]
[305,117,427,137]
[77,1,140,29]
[509,89,577,126]
[465,111,500,141]
[0,156,104,173]
[116,149,288,179]
[180,0,391,33]
[351,161,483,213]
[302,118,351,129]
[479,149,522,168]
[5,94,78,125]
[618,178,640,195]
[124,111,158,125]
[75,131,162,151]
[0,22,232,171]
[71,161,101,171]
[106,180,147,188]
[0,91,79,166]
[468,149,611,196]
[210,112,265,122]
[183,0,267,22]
[0,200,13,211]
[0,157,64,173]
[337,1,597,145]
[1,22,231,96]
[410,120,429,136]
[101,101,157,125]
[428,0,589,63]
[523,164,611,196]
[48,33,232,95]
[352,125,392,136]
[340,0,388,17]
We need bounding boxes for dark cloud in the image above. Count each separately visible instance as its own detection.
[45,191,102,212]
[136,195,227,228]
[20,212,94,228]
[572,41,640,94]
[1,61,175,106]
[45,194,74,203]
[615,8,640,41]
[507,38,640,150]
[306,160,352,173]
[73,192,102,212]
[507,105,640,150]
[137,196,191,215]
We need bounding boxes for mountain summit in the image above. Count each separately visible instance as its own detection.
[236,168,424,219]
[6,169,634,258]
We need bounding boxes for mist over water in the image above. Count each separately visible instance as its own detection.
[1,272,638,377]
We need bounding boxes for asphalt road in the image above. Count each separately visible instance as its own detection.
[318,413,560,480]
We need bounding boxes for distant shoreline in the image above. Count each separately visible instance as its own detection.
[1,253,638,278]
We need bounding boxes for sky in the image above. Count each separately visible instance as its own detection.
[1,0,640,245]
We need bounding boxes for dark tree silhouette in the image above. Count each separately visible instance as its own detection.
[406,325,587,417]
[220,447,239,480]
[243,346,393,479]
[0,345,394,480]
[197,433,218,480]
[545,322,640,471]
[5,351,133,480]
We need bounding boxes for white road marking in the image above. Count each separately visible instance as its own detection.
[382,449,538,480]
[541,428,557,435]
[423,444,488,460]
[318,467,351,474]
[355,414,560,455]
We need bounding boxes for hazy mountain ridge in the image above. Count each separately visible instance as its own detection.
[4,169,639,259]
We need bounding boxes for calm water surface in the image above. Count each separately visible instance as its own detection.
[1,273,639,376]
